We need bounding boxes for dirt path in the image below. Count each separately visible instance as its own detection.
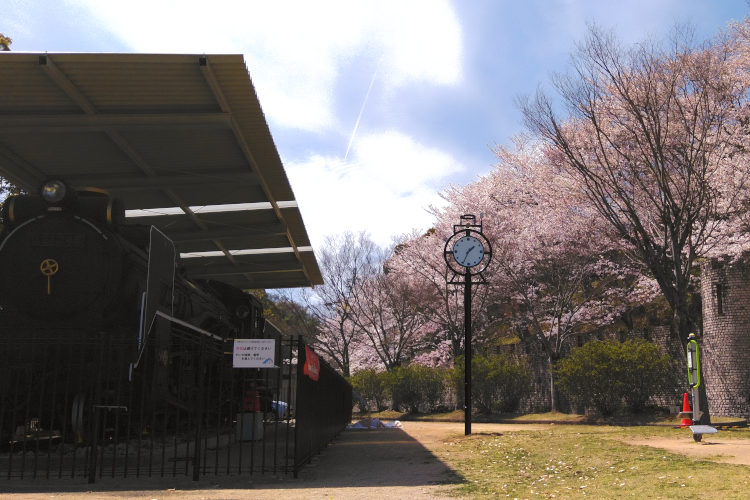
[622,434,750,465]
[0,422,474,500]
[3,422,749,499]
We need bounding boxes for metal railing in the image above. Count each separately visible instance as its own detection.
[294,341,352,476]
[0,331,351,482]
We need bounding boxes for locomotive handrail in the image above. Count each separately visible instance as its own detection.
[133,309,224,368]
[154,310,223,341]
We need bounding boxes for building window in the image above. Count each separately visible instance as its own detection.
[643,328,651,342]
[716,283,724,315]
[525,344,530,355]
[577,335,583,347]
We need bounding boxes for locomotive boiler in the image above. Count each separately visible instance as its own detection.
[0,179,267,447]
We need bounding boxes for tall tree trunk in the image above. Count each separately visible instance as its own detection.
[548,358,559,413]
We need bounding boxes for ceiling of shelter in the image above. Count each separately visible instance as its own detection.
[0,52,323,290]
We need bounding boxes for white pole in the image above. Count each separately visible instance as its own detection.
[692,385,700,423]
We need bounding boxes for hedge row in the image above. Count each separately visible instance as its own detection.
[553,338,677,416]
[349,354,531,414]
[350,339,677,416]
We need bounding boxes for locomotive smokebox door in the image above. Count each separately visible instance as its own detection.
[0,212,124,320]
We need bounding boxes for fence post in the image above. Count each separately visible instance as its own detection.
[293,337,302,478]
[192,335,206,481]
[87,333,107,484]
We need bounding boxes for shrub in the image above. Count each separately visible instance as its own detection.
[619,339,676,412]
[452,354,532,414]
[349,368,390,412]
[389,364,447,413]
[554,339,675,416]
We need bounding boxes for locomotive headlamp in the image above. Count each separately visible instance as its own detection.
[40,180,68,204]
[236,305,250,319]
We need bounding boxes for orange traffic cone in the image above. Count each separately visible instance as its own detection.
[681,393,692,427]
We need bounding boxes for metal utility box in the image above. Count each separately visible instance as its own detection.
[236,412,264,441]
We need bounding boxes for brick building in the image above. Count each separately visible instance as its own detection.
[700,259,750,418]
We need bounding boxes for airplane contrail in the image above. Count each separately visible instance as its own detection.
[344,63,380,161]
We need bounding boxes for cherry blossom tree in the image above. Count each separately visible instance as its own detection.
[299,231,381,377]
[349,256,438,370]
[388,227,497,362]
[519,24,750,421]
[487,138,654,410]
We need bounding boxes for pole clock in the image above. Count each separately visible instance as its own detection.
[443,214,492,436]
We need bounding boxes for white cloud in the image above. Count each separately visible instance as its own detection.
[69,0,463,132]
[286,131,462,248]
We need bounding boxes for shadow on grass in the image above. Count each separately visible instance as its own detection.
[0,428,465,494]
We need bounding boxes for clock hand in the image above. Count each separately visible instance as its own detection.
[464,246,475,261]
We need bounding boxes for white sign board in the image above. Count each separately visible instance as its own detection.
[233,339,276,368]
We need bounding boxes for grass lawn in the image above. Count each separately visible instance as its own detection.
[354,410,745,426]
[431,425,750,499]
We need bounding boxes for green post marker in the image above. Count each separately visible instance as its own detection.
[687,337,700,389]
[685,333,717,442]
[686,334,700,425]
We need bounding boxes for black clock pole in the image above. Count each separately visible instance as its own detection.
[443,214,492,437]
[464,265,472,435]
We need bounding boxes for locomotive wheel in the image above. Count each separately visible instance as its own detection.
[70,392,87,442]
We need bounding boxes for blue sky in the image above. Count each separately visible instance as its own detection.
[2,0,748,249]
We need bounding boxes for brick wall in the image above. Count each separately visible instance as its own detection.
[700,260,750,418]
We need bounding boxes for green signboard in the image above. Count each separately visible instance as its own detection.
[687,339,700,388]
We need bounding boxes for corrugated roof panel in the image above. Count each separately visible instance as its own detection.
[0,52,322,289]
[55,62,221,114]
[0,131,141,178]
[280,207,312,248]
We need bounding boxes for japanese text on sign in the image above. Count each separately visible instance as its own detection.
[233,339,276,368]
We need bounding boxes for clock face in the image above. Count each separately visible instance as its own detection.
[452,236,485,268]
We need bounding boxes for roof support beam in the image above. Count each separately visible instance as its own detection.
[39,55,97,114]
[169,224,287,243]
[187,262,303,278]
[200,56,314,287]
[39,55,243,271]
[0,113,233,132]
[0,143,47,192]
[70,172,261,191]
[220,278,307,290]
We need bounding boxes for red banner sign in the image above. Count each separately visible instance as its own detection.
[303,345,320,381]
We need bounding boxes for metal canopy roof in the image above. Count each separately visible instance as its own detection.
[0,52,323,289]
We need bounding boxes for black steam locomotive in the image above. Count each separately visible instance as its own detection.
[0,179,267,447]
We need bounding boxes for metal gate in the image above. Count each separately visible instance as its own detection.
[0,330,351,481]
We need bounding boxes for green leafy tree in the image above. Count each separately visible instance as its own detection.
[0,179,22,235]
[451,354,532,414]
[389,365,447,413]
[0,33,11,51]
[555,339,675,416]
[349,368,390,412]
[619,339,677,413]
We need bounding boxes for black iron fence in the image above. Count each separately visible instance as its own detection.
[0,330,351,481]
[294,342,352,474]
